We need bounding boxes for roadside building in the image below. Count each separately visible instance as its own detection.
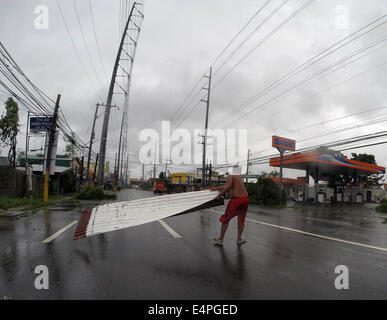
[169,171,226,192]
[17,154,78,195]
[170,173,200,192]
[270,177,305,200]
[129,178,141,186]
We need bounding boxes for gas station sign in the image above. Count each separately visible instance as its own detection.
[272,136,296,151]
[272,135,296,204]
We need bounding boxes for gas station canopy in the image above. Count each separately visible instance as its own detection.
[270,152,385,176]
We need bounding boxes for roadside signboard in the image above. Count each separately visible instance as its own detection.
[272,135,296,204]
[272,136,296,151]
[30,117,53,133]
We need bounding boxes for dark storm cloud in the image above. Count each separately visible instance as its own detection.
[0,0,386,178]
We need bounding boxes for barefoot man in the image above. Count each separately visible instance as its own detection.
[210,165,249,245]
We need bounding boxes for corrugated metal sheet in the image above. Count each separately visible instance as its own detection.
[74,190,223,240]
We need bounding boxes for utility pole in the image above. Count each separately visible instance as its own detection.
[245,149,251,184]
[116,115,124,189]
[92,153,99,185]
[120,150,125,186]
[141,163,145,187]
[114,152,117,185]
[80,156,84,187]
[116,3,144,189]
[205,162,209,186]
[97,103,116,185]
[97,3,142,186]
[279,150,284,203]
[125,153,129,187]
[164,159,171,178]
[153,163,156,182]
[25,111,30,195]
[44,94,61,203]
[201,67,212,187]
[86,103,99,182]
[208,162,212,186]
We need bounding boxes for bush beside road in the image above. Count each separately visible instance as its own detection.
[376,200,387,213]
[0,197,48,211]
[246,178,286,206]
[0,185,116,217]
[0,194,74,215]
[74,185,117,200]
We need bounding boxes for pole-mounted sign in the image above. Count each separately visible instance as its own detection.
[29,117,53,133]
[272,136,296,203]
[272,136,296,152]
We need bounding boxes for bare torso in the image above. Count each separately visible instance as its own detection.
[229,175,248,198]
[211,174,248,198]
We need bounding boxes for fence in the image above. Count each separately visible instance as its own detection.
[0,167,26,197]
[0,167,44,198]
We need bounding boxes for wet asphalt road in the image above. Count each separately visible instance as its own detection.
[1,189,387,300]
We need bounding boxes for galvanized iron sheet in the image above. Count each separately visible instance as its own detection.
[74,190,223,240]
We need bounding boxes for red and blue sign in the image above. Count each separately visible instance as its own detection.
[272,136,296,151]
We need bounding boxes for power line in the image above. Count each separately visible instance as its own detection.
[175,0,316,129]
[217,36,387,129]
[249,110,387,158]
[210,15,387,128]
[249,105,387,148]
[0,42,93,160]
[170,76,204,123]
[169,0,275,128]
[214,130,387,170]
[212,0,316,90]
[73,0,105,90]
[338,140,387,152]
[88,0,109,85]
[212,0,287,77]
[56,0,102,100]
[173,99,204,130]
[246,58,387,135]
[211,0,273,69]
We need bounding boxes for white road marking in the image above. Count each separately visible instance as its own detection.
[305,217,351,226]
[159,220,182,239]
[42,220,78,244]
[204,209,387,252]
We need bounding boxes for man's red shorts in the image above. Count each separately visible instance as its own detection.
[219,197,249,226]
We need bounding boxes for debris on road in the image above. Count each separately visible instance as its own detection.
[74,190,223,240]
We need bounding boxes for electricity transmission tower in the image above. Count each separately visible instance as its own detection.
[97,1,144,186]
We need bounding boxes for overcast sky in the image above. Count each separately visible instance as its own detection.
[0,0,386,179]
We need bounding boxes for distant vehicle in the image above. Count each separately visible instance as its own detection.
[154,180,166,194]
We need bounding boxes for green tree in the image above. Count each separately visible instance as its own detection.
[260,170,279,178]
[351,153,382,187]
[0,98,20,168]
[351,153,376,165]
[247,177,285,206]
